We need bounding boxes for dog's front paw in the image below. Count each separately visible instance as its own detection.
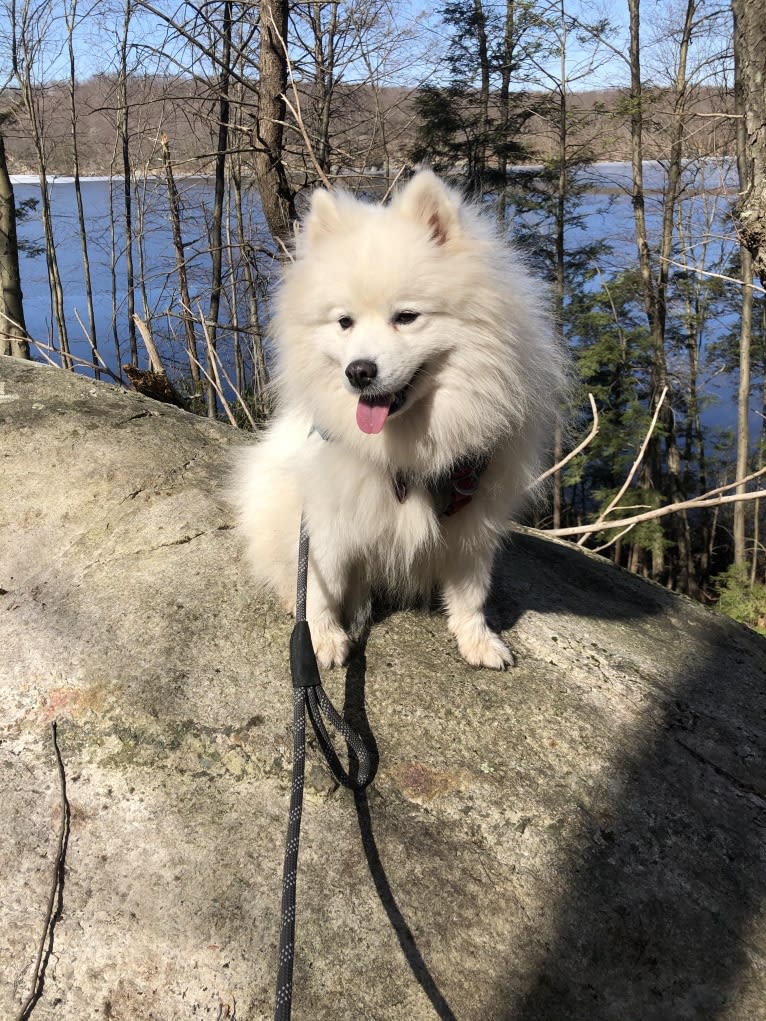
[453,622,515,670]
[311,620,350,669]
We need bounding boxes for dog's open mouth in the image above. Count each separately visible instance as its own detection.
[355,369,422,435]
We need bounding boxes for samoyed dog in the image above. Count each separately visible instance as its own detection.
[233,170,566,670]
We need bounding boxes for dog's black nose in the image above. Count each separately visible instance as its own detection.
[345,359,378,390]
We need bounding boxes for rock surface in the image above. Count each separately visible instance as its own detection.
[1,354,765,1021]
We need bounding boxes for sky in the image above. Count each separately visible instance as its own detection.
[0,0,637,91]
[1,0,731,95]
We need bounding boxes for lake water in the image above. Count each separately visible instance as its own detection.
[12,174,269,377]
[10,163,750,439]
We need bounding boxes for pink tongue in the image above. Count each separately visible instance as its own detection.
[356,396,392,434]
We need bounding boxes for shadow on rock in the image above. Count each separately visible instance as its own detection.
[486,529,671,635]
[343,640,459,1021]
[487,536,766,1021]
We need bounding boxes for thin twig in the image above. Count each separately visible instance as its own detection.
[16,722,71,1021]
[27,338,122,382]
[26,340,58,368]
[534,393,599,486]
[577,386,667,547]
[591,521,639,555]
[281,92,333,190]
[695,463,766,500]
[382,163,408,202]
[187,347,228,418]
[0,308,32,337]
[72,308,118,381]
[196,314,258,430]
[193,308,239,428]
[180,307,260,430]
[275,233,294,262]
[658,255,766,294]
[202,334,236,427]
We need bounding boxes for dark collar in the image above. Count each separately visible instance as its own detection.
[394,455,489,517]
[310,425,487,518]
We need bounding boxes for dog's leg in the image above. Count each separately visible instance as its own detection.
[343,562,372,640]
[306,542,351,669]
[439,544,514,670]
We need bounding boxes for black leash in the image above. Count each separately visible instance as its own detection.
[274,516,373,1021]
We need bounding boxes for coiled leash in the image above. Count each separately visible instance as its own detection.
[274,515,373,1021]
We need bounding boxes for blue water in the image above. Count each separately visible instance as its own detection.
[10,163,751,439]
[509,159,747,439]
[12,174,270,377]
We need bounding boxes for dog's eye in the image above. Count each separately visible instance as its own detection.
[338,315,354,331]
[393,311,419,326]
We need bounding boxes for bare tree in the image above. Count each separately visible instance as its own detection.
[0,118,30,358]
[523,0,615,529]
[255,0,297,243]
[731,0,766,285]
[12,0,72,367]
[117,0,138,366]
[626,0,697,589]
[64,0,99,375]
[159,132,202,399]
[731,0,764,567]
[201,0,233,418]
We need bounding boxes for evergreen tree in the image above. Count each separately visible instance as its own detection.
[411,0,546,194]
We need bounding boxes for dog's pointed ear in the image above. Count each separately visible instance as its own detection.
[302,188,342,246]
[393,171,462,246]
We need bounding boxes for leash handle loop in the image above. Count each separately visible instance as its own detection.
[307,685,372,789]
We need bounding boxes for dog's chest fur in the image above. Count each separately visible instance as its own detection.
[301,436,471,569]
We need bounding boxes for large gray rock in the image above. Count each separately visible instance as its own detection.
[1,354,765,1021]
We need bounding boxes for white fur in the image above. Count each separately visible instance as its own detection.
[231,171,567,669]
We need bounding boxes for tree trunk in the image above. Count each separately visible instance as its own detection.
[627,0,694,590]
[28,135,71,368]
[734,31,754,569]
[731,0,766,285]
[496,0,516,223]
[551,0,567,531]
[66,0,99,376]
[160,133,202,401]
[472,0,490,193]
[254,0,297,246]
[627,0,663,581]
[0,127,30,360]
[204,0,233,419]
[308,1,338,173]
[231,154,270,421]
[12,0,70,364]
[118,2,138,367]
[733,280,752,558]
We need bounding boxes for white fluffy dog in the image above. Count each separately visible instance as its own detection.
[232,171,566,669]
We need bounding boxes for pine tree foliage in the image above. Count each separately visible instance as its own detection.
[411,0,547,193]
[715,564,766,635]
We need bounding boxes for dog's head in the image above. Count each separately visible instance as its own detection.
[274,170,560,472]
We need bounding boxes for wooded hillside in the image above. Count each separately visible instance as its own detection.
[1,81,735,178]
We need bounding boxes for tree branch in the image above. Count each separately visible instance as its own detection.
[577,386,667,546]
[534,393,599,485]
[15,722,70,1021]
[547,482,766,539]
